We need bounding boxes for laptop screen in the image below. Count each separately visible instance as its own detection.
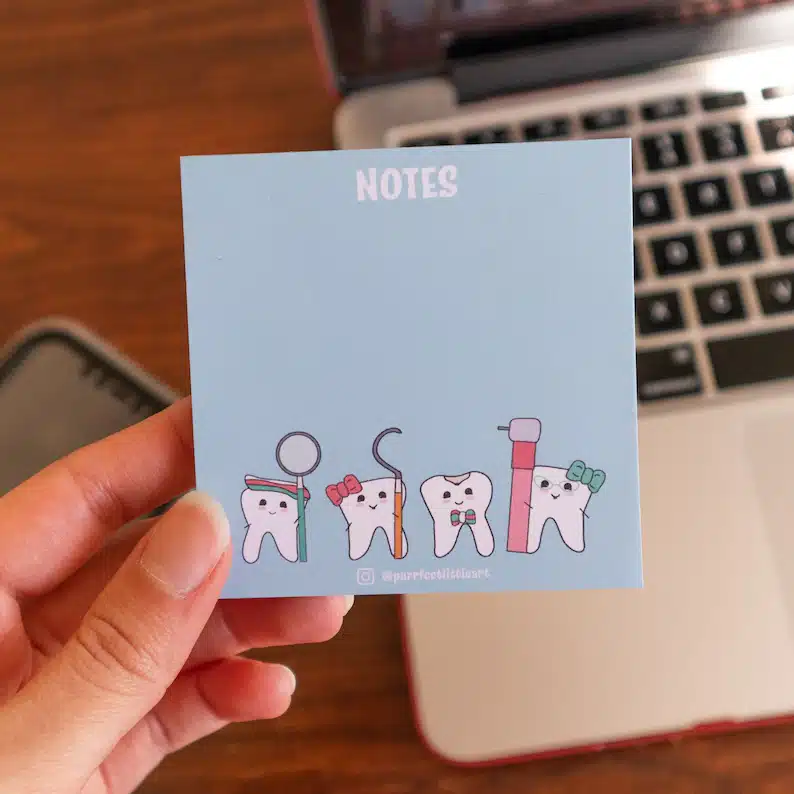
[315,0,790,92]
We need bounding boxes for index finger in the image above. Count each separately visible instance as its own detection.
[0,397,195,597]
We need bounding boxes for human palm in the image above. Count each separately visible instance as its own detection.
[0,399,350,794]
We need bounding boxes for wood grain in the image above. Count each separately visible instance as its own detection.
[2,1,794,791]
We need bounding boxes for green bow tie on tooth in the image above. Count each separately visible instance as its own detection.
[567,460,606,493]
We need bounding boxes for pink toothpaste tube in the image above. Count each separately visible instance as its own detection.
[498,418,542,554]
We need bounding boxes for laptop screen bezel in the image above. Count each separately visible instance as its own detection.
[311,1,794,97]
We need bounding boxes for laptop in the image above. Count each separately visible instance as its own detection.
[311,0,794,765]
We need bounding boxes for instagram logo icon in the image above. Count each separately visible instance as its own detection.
[356,568,375,586]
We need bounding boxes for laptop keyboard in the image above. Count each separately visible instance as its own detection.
[394,81,794,407]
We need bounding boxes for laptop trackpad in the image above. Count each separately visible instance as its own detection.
[746,407,794,623]
[403,392,794,763]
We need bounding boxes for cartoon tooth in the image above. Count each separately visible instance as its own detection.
[241,476,309,563]
[420,472,495,558]
[526,463,605,553]
[327,474,408,561]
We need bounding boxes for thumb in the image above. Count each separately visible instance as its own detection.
[1,491,231,792]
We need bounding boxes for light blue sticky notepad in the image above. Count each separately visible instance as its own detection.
[180,140,642,598]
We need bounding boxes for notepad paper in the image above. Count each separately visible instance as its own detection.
[180,140,642,598]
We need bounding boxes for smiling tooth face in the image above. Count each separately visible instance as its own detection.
[420,471,494,558]
[328,475,408,560]
[241,477,306,563]
[527,465,592,553]
[340,477,396,528]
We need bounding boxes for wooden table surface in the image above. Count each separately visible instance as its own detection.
[3,2,794,792]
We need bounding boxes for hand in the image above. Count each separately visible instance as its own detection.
[0,398,352,794]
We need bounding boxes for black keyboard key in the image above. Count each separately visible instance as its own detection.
[756,272,794,315]
[742,168,792,206]
[694,281,745,325]
[523,117,569,140]
[636,291,685,335]
[641,132,690,171]
[641,96,689,122]
[699,123,748,161]
[763,86,794,100]
[709,328,794,390]
[636,344,702,402]
[701,91,746,111]
[633,186,674,227]
[581,107,629,131]
[758,117,794,151]
[683,176,733,217]
[463,127,510,144]
[711,224,762,266]
[402,136,451,146]
[651,234,701,276]
[771,217,794,255]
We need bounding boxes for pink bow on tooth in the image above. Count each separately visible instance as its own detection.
[326,474,363,506]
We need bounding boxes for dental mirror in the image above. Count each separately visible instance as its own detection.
[275,431,322,563]
[276,431,321,478]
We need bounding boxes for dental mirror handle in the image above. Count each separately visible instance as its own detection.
[296,476,308,563]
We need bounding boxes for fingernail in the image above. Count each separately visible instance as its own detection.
[140,491,230,597]
[280,666,297,696]
[343,595,355,615]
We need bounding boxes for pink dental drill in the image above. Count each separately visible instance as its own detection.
[498,418,542,554]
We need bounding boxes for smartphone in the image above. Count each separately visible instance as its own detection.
[0,318,179,497]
